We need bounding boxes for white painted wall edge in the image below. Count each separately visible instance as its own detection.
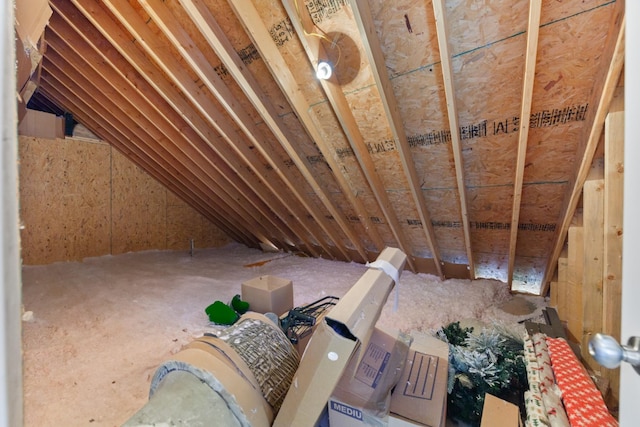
[1,0,24,425]
[621,2,640,426]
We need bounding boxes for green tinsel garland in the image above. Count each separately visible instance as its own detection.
[437,321,528,426]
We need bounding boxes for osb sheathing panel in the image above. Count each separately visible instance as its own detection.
[165,191,231,250]
[19,136,231,265]
[111,147,167,254]
[19,136,111,265]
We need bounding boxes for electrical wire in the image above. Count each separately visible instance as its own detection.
[293,0,342,68]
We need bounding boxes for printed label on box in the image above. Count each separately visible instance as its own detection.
[330,400,364,421]
[354,342,391,389]
[400,352,438,400]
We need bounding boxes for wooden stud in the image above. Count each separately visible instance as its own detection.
[603,84,624,403]
[431,0,474,278]
[508,0,541,288]
[582,165,605,374]
[566,213,584,343]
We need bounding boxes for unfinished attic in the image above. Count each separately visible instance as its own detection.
[13,0,629,426]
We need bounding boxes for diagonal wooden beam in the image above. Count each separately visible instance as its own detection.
[47,7,293,251]
[39,82,250,245]
[281,0,418,272]
[68,0,322,256]
[348,0,444,278]
[169,0,369,263]
[97,0,341,259]
[508,0,542,289]
[41,56,265,247]
[226,0,386,256]
[541,14,625,296]
[39,75,256,247]
[432,0,474,278]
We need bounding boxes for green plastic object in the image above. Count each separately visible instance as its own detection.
[231,294,250,314]
[204,301,239,325]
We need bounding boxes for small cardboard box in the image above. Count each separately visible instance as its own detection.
[390,333,449,427]
[327,326,411,426]
[241,275,293,316]
[480,394,522,427]
[273,248,407,427]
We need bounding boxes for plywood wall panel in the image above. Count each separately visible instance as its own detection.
[165,191,230,250]
[19,135,231,265]
[111,147,167,254]
[19,136,111,264]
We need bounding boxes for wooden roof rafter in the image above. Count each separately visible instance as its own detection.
[68,0,325,256]
[348,0,444,278]
[142,0,369,262]
[431,0,474,278]
[38,71,259,247]
[38,82,252,246]
[225,0,387,256]
[281,0,419,272]
[507,0,542,288]
[98,0,347,260]
[44,35,282,249]
[49,2,298,251]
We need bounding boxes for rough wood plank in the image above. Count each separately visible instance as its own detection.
[566,213,584,343]
[582,169,605,374]
[432,0,474,278]
[603,84,624,403]
[508,0,541,287]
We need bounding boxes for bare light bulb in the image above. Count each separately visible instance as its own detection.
[316,61,332,80]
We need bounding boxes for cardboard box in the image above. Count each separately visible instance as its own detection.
[390,333,449,427]
[328,326,411,426]
[480,394,522,427]
[18,109,65,140]
[241,275,293,316]
[273,248,407,427]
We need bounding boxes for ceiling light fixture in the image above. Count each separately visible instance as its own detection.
[294,0,341,81]
[316,61,332,80]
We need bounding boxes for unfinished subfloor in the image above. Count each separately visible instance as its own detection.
[21,242,545,426]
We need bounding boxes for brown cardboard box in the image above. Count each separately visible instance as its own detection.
[327,326,411,426]
[15,0,52,48]
[273,247,407,427]
[18,109,65,140]
[480,394,522,427]
[241,275,293,316]
[390,333,449,427]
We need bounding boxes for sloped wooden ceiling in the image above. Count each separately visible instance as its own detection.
[31,0,624,294]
